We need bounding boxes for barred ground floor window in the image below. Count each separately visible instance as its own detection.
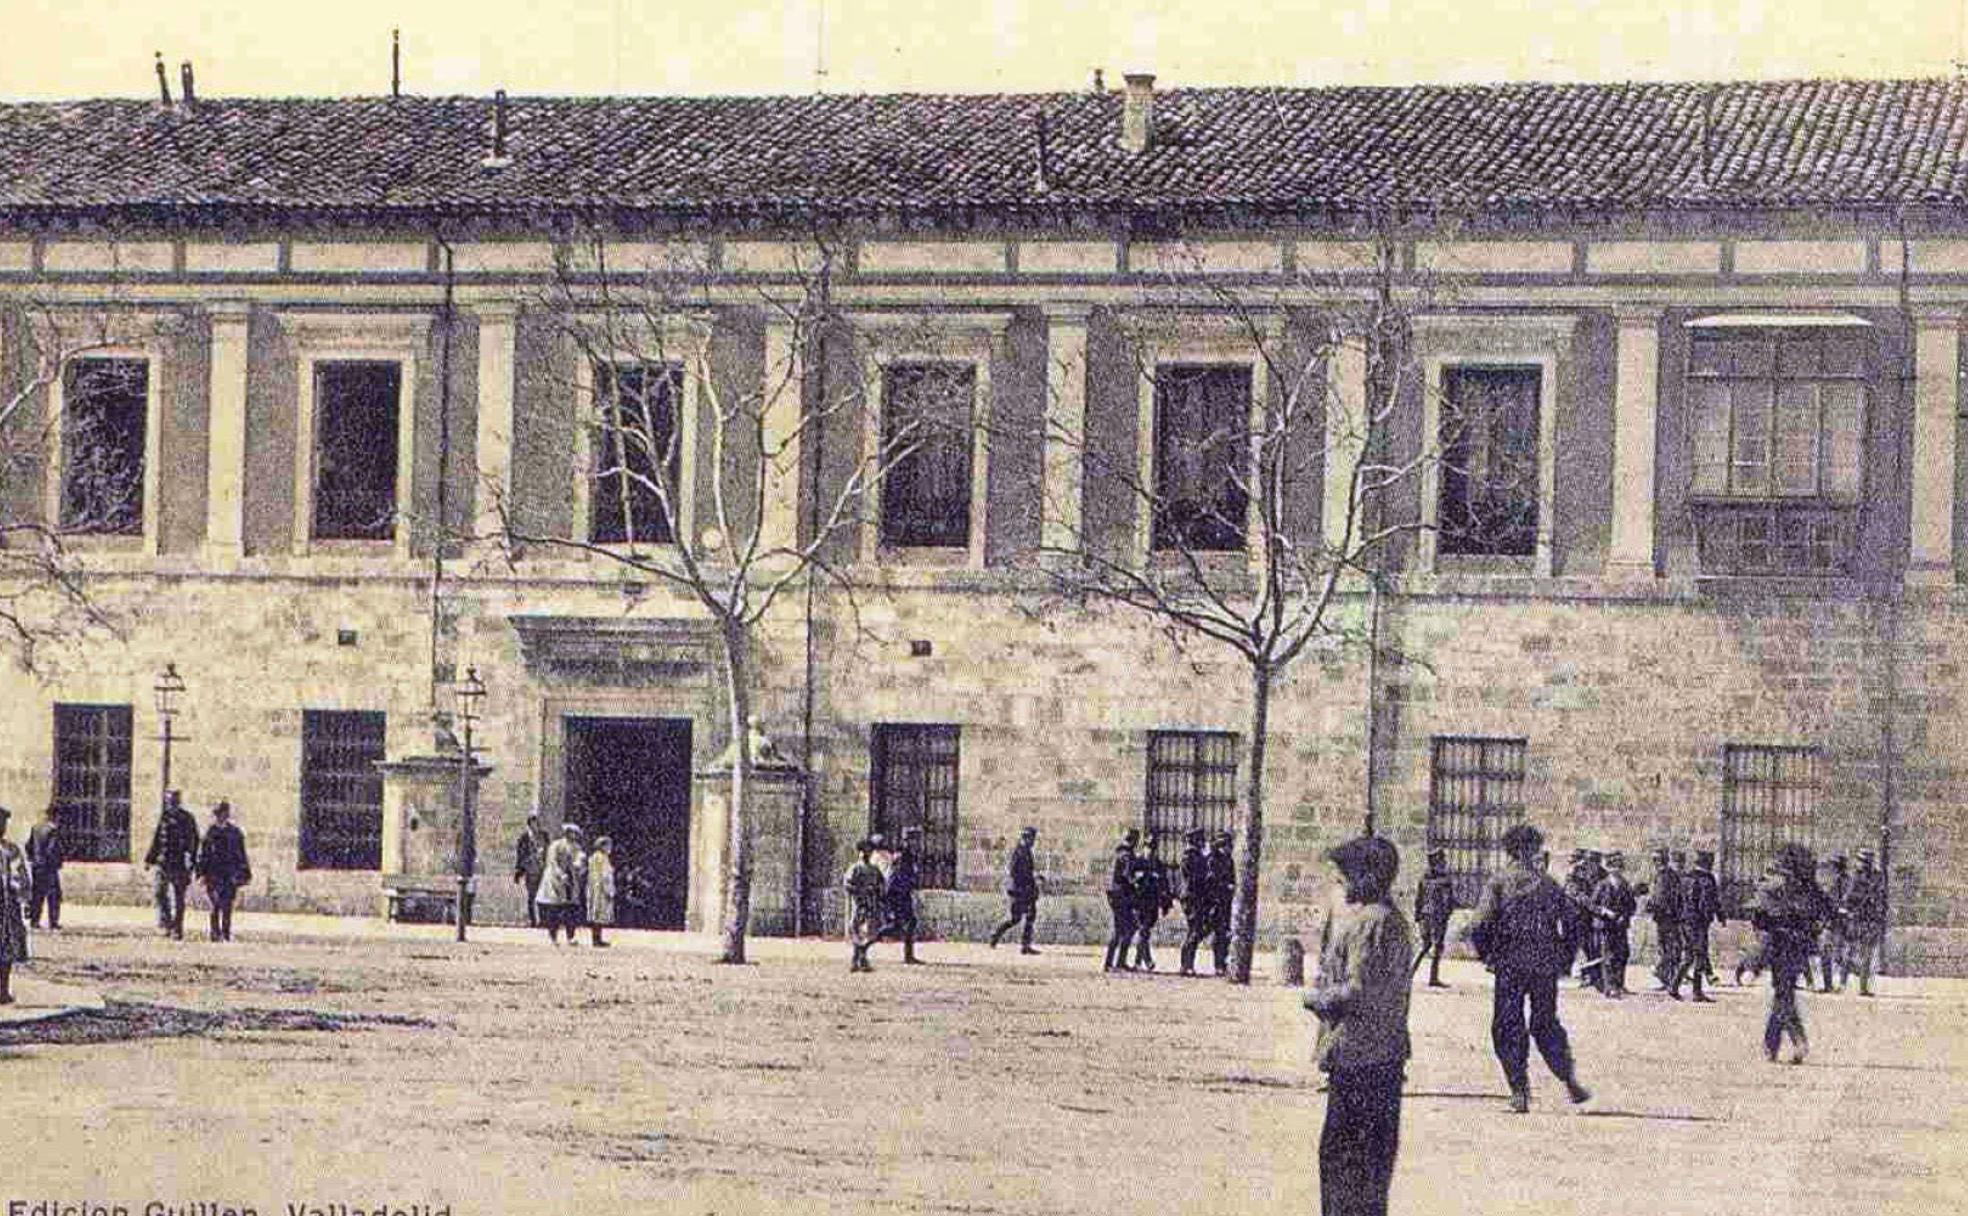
[1718,744,1822,914]
[52,703,134,862]
[1426,735,1528,906]
[868,723,960,890]
[299,709,387,870]
[1144,730,1239,863]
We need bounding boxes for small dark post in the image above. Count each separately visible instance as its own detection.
[493,88,508,158]
[392,29,401,98]
[1279,936,1306,987]
[179,62,195,109]
[154,52,171,105]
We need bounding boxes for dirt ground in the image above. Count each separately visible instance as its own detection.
[5,916,1967,1216]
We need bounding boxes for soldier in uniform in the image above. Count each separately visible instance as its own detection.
[1645,847,1683,996]
[875,825,924,964]
[1177,829,1212,975]
[1130,832,1172,971]
[1676,849,1722,1002]
[1750,843,1832,1062]
[1208,830,1237,976]
[144,790,200,940]
[25,804,63,931]
[1560,850,1600,989]
[1103,830,1140,972]
[989,827,1042,954]
[1818,854,1850,993]
[1411,848,1457,988]
[1844,848,1887,997]
[1590,852,1637,997]
[512,812,550,928]
[844,839,886,974]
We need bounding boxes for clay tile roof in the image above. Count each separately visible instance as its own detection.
[2,78,1967,222]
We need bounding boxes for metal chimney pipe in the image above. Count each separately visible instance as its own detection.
[154,52,171,106]
[392,29,401,98]
[180,61,196,109]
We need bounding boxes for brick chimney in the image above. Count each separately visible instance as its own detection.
[1121,72,1156,153]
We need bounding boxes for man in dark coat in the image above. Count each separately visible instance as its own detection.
[1411,848,1457,988]
[1208,830,1236,976]
[1590,852,1637,997]
[1843,848,1887,996]
[25,804,63,930]
[1177,829,1212,975]
[1752,843,1833,1062]
[513,812,550,927]
[1646,848,1684,996]
[876,825,924,964]
[1818,855,1850,993]
[1130,833,1172,971]
[1676,849,1723,1002]
[196,800,252,942]
[1465,823,1591,1113]
[1103,830,1139,972]
[989,826,1041,954]
[1561,850,1603,989]
[144,790,199,940]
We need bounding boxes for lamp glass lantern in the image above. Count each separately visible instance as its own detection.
[153,662,186,723]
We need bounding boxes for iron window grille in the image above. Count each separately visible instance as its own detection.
[51,704,133,862]
[59,358,148,535]
[591,361,682,545]
[312,361,402,541]
[1718,744,1822,916]
[1437,366,1540,557]
[1426,735,1529,906]
[299,710,387,871]
[1144,730,1240,862]
[878,362,977,549]
[1152,364,1252,552]
[868,723,960,889]
[1687,328,1868,575]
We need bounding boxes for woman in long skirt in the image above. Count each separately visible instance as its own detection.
[0,806,32,1004]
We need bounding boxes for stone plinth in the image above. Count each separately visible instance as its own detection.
[692,729,807,938]
[377,752,495,913]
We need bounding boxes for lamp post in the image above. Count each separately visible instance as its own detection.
[153,662,188,806]
[453,666,487,942]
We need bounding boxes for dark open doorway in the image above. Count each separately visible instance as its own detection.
[563,716,693,930]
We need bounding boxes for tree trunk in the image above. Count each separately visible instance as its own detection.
[1227,663,1272,984]
[716,619,753,964]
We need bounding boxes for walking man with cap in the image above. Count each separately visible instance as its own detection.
[1103,829,1139,972]
[196,800,251,942]
[1411,848,1457,988]
[1208,830,1236,976]
[144,790,200,940]
[989,827,1042,953]
[1676,849,1722,1002]
[1303,834,1413,1216]
[1176,829,1212,975]
[25,804,63,931]
[1645,848,1684,997]
[1466,823,1592,1113]
[876,825,924,964]
[1844,848,1887,996]
[1130,832,1172,971]
[844,838,886,974]
[513,811,550,928]
[1590,852,1637,997]
[1819,854,1850,993]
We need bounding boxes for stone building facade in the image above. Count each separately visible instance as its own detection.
[2,78,1967,968]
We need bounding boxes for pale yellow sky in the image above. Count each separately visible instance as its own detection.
[5,0,1965,100]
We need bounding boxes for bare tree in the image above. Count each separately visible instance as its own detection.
[1023,235,1508,983]
[497,232,958,963]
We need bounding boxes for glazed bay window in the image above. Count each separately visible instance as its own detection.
[879,362,977,549]
[52,704,133,863]
[590,361,682,545]
[868,723,960,889]
[1437,365,1540,557]
[299,709,387,870]
[1152,364,1252,552]
[1687,323,1868,575]
[57,357,149,536]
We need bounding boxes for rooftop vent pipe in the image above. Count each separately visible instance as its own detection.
[1121,73,1156,153]
[481,89,513,169]
[154,52,171,106]
[180,61,196,109]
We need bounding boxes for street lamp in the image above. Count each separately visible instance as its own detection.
[453,665,487,942]
[153,662,188,805]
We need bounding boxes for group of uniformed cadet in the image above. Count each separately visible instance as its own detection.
[1103,826,1237,976]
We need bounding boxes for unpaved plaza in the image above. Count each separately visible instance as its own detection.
[5,913,1966,1216]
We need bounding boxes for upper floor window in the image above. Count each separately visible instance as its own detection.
[312,360,403,542]
[879,361,977,549]
[1437,365,1540,557]
[1152,363,1251,552]
[590,361,682,546]
[1687,323,1869,575]
[58,357,149,536]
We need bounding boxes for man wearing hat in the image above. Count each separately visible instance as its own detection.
[144,789,200,940]
[1818,855,1850,993]
[1561,850,1603,990]
[875,825,924,964]
[512,811,551,928]
[0,805,29,1004]
[196,800,252,942]
[1103,829,1139,972]
[1129,832,1172,971]
[1675,849,1722,1002]
[25,804,63,931]
[1411,848,1457,988]
[1644,848,1684,997]
[1590,852,1637,997]
[989,827,1042,953]
[1208,830,1237,976]
[1177,828,1212,975]
[844,838,887,973]
[534,822,588,946]
[1844,848,1887,996]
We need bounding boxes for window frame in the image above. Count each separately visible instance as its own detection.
[570,314,708,556]
[1143,729,1240,862]
[867,722,962,890]
[1718,743,1823,917]
[1435,363,1544,558]
[298,708,389,872]
[38,320,169,556]
[583,358,687,547]
[1425,734,1529,907]
[876,360,982,550]
[50,702,134,863]
[282,313,428,559]
[855,312,1008,569]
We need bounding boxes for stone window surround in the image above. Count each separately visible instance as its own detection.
[1126,313,1280,570]
[41,318,171,557]
[854,311,1010,569]
[279,312,429,560]
[567,312,710,556]
[1412,315,1573,578]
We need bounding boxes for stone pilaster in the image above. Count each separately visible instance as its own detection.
[1908,307,1962,585]
[1322,336,1368,554]
[203,301,252,563]
[471,302,519,547]
[1608,307,1663,578]
[759,313,805,557]
[1041,304,1092,553]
